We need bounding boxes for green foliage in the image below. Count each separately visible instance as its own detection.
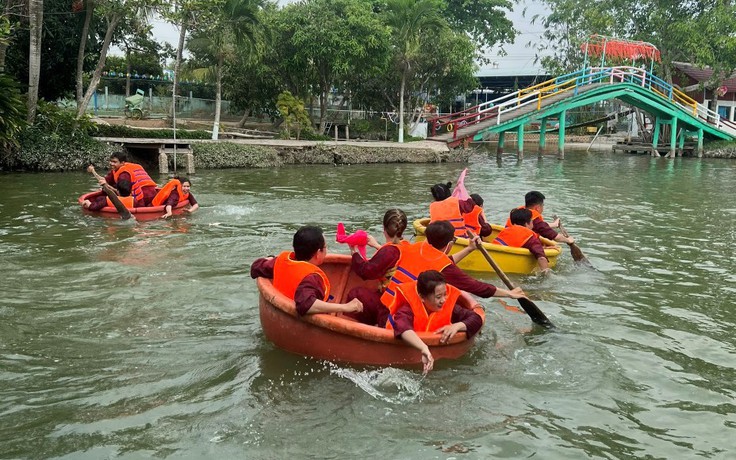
[94,124,211,139]
[192,141,282,168]
[5,0,105,101]
[3,102,114,171]
[443,0,515,60]
[0,74,27,152]
[276,91,314,139]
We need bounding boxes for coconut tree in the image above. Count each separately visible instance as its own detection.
[383,0,446,142]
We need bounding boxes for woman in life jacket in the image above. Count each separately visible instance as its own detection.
[152,176,199,219]
[387,270,483,375]
[429,182,467,236]
[345,209,411,326]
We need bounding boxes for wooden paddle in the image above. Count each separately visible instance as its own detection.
[468,232,554,328]
[87,165,135,221]
[552,215,591,267]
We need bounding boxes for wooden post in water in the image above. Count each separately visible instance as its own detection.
[497,131,505,158]
[517,124,524,160]
[557,110,566,159]
[539,117,547,157]
[667,117,677,158]
[651,116,661,157]
[678,129,685,157]
[697,128,704,157]
[158,145,168,175]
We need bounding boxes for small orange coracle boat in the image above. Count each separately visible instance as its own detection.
[77,190,190,221]
[255,254,486,366]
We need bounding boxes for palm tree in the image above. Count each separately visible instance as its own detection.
[383,0,445,142]
[188,0,261,139]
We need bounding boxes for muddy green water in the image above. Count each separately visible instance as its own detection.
[1,151,735,459]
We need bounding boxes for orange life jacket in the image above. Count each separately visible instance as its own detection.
[492,225,537,247]
[112,162,157,203]
[385,281,460,332]
[429,197,466,236]
[378,240,411,292]
[505,206,543,227]
[106,195,135,210]
[151,179,189,207]
[380,241,452,306]
[463,205,485,233]
[272,251,331,302]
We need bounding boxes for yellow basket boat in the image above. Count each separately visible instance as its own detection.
[412,218,562,274]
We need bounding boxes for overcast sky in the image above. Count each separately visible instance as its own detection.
[134,0,549,76]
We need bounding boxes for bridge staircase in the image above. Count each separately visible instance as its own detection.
[427,66,736,157]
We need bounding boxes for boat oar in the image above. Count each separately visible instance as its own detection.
[468,232,554,328]
[87,165,135,221]
[553,215,591,267]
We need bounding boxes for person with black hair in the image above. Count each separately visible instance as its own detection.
[429,182,493,238]
[345,209,410,326]
[89,152,157,207]
[387,270,483,374]
[250,226,363,317]
[429,182,467,236]
[381,220,525,309]
[152,176,199,219]
[506,191,574,245]
[465,193,493,238]
[494,208,557,274]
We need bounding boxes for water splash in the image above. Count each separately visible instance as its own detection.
[327,363,427,404]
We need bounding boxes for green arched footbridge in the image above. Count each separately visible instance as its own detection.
[427,66,736,156]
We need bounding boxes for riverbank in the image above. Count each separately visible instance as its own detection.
[189,139,466,169]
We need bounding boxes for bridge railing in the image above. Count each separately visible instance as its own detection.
[427,65,736,140]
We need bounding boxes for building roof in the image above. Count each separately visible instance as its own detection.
[672,61,736,92]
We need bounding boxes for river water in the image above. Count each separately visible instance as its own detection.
[1,150,734,459]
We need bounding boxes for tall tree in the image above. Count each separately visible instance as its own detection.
[383,0,445,143]
[27,0,42,121]
[76,0,159,118]
[75,0,93,104]
[273,0,390,134]
[188,0,262,139]
[162,0,211,120]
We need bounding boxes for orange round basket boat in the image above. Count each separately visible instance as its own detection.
[255,254,486,366]
[78,190,191,221]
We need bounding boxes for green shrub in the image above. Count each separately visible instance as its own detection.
[3,102,114,171]
[191,142,283,168]
[94,124,211,139]
[0,74,26,154]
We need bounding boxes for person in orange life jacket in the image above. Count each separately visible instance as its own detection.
[345,209,409,326]
[154,177,199,219]
[91,152,157,207]
[381,220,525,305]
[494,208,558,275]
[507,191,574,245]
[466,193,493,238]
[250,226,363,316]
[81,180,136,211]
[429,182,466,237]
[387,270,483,374]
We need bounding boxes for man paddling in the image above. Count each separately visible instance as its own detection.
[506,191,574,246]
[90,152,157,208]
